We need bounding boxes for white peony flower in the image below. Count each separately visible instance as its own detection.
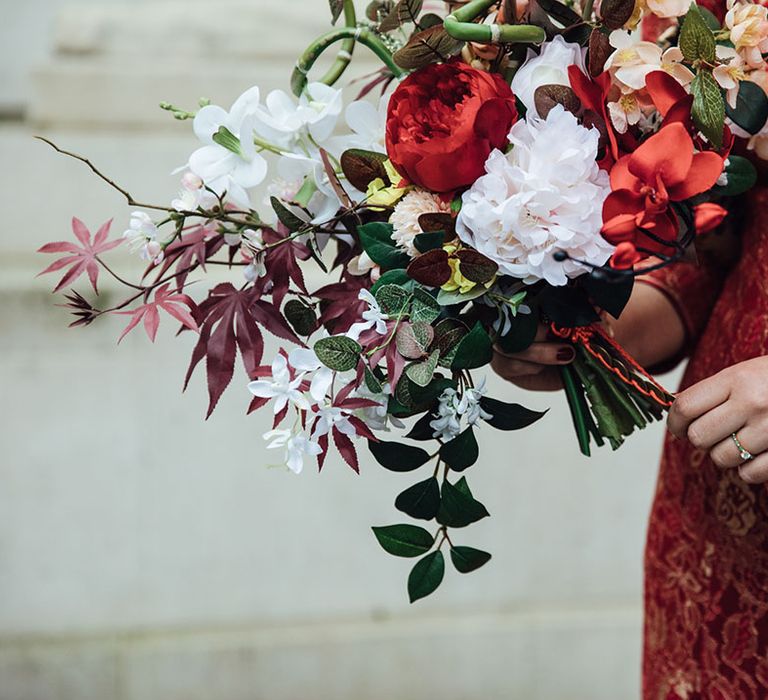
[390,190,453,257]
[510,36,587,117]
[456,106,614,286]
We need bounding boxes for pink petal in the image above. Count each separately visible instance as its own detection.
[71,217,92,247]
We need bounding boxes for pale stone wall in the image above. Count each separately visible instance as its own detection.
[0,3,681,698]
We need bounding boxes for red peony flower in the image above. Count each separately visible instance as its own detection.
[601,122,725,262]
[385,60,519,193]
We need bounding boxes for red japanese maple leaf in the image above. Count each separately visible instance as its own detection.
[184,283,303,418]
[116,283,199,343]
[38,218,122,293]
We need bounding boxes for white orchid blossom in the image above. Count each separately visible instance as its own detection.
[289,347,334,403]
[430,379,492,441]
[346,289,389,342]
[247,354,309,414]
[123,211,164,264]
[263,429,322,474]
[187,86,268,208]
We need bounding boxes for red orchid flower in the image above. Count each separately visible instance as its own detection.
[602,122,725,264]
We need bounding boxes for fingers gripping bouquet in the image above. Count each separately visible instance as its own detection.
[39,0,766,600]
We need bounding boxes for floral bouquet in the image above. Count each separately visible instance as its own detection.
[39,0,766,601]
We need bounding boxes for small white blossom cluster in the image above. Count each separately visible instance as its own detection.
[430,379,492,442]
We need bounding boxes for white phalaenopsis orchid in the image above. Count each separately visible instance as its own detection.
[123,211,163,264]
[288,347,334,403]
[188,86,268,208]
[263,428,322,474]
[346,289,389,342]
[252,83,343,151]
[247,354,309,414]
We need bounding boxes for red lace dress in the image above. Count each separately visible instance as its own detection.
[639,186,768,698]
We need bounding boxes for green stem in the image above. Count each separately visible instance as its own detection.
[444,0,546,44]
[581,0,595,21]
[320,0,357,87]
[560,365,592,457]
[292,27,404,97]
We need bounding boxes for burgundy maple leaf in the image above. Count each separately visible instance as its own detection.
[38,218,122,293]
[185,283,304,418]
[116,283,199,343]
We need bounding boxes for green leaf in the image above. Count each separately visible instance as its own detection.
[408,551,445,602]
[405,350,440,387]
[712,155,757,196]
[369,440,431,471]
[691,70,725,149]
[340,149,390,191]
[450,546,492,574]
[437,479,490,528]
[405,411,437,441]
[451,322,493,370]
[680,4,716,63]
[364,365,383,394]
[413,231,446,254]
[358,222,411,271]
[581,272,634,319]
[395,477,441,520]
[283,299,317,337]
[411,287,441,324]
[436,285,490,306]
[371,269,414,295]
[373,524,434,557]
[480,397,548,431]
[454,476,473,499]
[495,308,539,355]
[270,196,307,233]
[725,80,768,135]
[698,6,722,30]
[440,426,479,472]
[314,335,362,372]
[375,284,410,316]
[538,285,600,327]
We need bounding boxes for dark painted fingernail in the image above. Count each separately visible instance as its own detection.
[557,347,576,362]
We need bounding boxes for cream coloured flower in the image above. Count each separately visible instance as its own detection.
[726,0,768,68]
[645,0,689,19]
[714,46,748,108]
[605,30,693,91]
[608,90,643,134]
[390,190,452,257]
[510,36,587,117]
[455,106,613,286]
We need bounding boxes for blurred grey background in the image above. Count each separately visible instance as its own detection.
[0,2,681,698]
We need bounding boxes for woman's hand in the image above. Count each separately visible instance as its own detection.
[667,357,768,483]
[490,324,576,392]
